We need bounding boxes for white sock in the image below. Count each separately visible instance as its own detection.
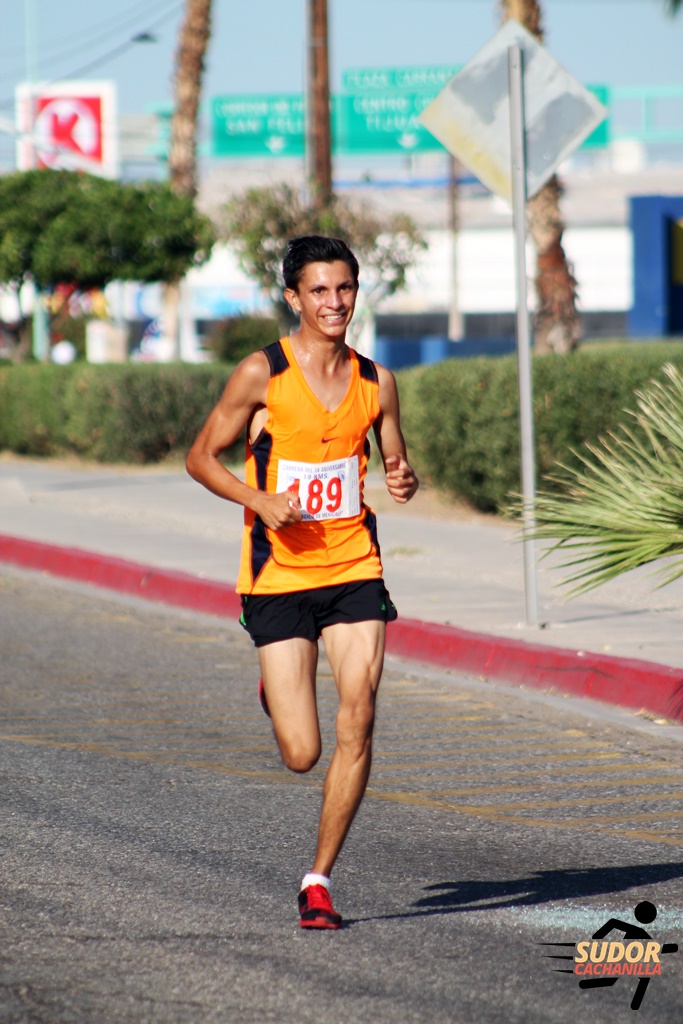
[301,872,330,892]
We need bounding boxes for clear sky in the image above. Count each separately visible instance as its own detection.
[0,0,681,119]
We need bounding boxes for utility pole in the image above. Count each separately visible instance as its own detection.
[24,0,37,170]
[25,0,49,362]
[509,43,539,627]
[307,0,332,204]
[447,154,463,341]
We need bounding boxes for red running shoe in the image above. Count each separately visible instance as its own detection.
[258,678,270,718]
[298,884,342,930]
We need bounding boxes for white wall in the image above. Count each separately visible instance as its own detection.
[376,226,632,315]
[97,226,633,330]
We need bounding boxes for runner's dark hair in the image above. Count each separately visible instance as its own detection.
[282,236,359,290]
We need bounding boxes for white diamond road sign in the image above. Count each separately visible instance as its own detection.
[418,21,607,204]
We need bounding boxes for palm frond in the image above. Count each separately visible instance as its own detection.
[513,363,683,595]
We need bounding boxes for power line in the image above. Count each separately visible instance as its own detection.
[47,5,181,85]
[0,0,179,78]
[0,3,183,113]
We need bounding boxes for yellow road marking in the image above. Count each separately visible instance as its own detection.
[433,806,683,828]
[490,762,671,776]
[380,689,459,697]
[81,719,232,727]
[547,808,683,825]
[5,737,683,847]
[365,788,447,810]
[375,730,548,744]
[0,734,274,756]
[403,738,601,752]
[167,637,225,644]
[365,790,683,847]
[374,752,623,770]
[383,698,495,708]
[374,744,606,765]
[598,828,683,847]
[449,791,683,813]
[0,732,305,783]
[369,776,683,796]
[394,714,491,723]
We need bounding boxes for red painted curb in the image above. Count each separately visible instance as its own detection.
[0,534,241,619]
[2,533,682,723]
[385,618,683,724]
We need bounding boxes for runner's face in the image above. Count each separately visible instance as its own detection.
[286,260,358,340]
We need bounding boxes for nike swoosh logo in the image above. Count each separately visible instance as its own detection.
[321,437,340,443]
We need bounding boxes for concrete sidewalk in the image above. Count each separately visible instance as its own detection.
[1,455,682,718]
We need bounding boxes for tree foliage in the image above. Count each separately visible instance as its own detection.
[204,314,280,363]
[0,169,215,292]
[220,183,426,337]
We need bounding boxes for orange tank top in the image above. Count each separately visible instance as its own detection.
[236,336,383,595]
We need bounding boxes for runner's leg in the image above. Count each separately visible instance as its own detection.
[311,619,385,876]
[258,637,321,773]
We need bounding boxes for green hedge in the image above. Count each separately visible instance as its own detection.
[0,362,236,463]
[204,314,280,362]
[398,341,683,512]
[0,363,73,456]
[3,343,683,509]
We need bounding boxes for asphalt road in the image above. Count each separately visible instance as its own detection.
[2,569,683,1024]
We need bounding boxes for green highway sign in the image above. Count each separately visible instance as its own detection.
[342,65,461,93]
[583,85,610,148]
[211,90,446,158]
[210,72,608,159]
[212,94,305,157]
[336,92,444,155]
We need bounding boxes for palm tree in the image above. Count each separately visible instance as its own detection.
[500,0,580,354]
[163,0,213,357]
[168,0,213,198]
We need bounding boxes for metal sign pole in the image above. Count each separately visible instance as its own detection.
[508,43,539,627]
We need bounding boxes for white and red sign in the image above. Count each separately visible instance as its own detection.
[16,81,118,178]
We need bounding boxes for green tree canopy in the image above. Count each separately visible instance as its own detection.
[0,169,215,293]
[220,183,426,338]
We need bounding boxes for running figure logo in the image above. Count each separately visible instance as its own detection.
[541,901,678,1011]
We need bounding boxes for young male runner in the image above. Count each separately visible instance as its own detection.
[186,235,418,929]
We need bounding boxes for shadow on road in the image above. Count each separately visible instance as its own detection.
[344,861,683,927]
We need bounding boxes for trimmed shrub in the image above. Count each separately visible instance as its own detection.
[204,314,280,363]
[0,363,76,455]
[4,342,683,506]
[397,341,683,512]
[0,362,238,463]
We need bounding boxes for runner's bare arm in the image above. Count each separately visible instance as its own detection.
[374,365,419,504]
[186,353,302,529]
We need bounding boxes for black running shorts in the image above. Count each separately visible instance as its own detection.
[239,579,398,648]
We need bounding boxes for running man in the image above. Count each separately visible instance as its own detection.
[186,235,418,929]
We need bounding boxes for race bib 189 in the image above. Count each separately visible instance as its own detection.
[276,456,360,521]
